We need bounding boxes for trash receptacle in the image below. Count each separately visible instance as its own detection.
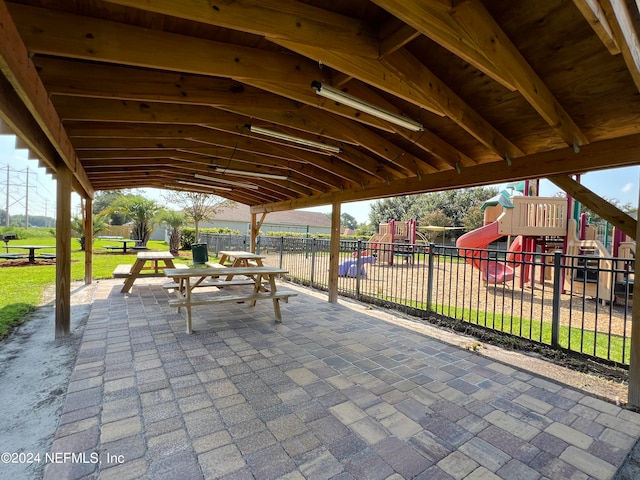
[191,243,208,264]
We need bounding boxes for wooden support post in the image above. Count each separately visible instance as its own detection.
[55,164,72,337]
[328,202,341,303]
[84,196,93,284]
[628,172,640,407]
[250,212,265,253]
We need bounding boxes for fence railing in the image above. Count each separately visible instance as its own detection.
[200,233,633,366]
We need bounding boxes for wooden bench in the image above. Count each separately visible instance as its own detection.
[163,277,269,291]
[168,289,297,308]
[205,261,229,269]
[104,245,123,251]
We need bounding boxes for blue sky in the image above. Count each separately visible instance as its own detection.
[1,134,638,223]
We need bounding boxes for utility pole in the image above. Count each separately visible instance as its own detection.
[24,167,29,229]
[5,165,8,227]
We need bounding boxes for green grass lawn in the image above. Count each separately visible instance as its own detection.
[0,237,194,339]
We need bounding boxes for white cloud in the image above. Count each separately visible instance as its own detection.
[622,182,634,193]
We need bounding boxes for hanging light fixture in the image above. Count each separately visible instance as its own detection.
[245,124,342,153]
[194,173,259,189]
[311,81,423,132]
[175,179,232,191]
[213,167,289,180]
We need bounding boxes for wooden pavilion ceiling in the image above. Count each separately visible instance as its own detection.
[1,0,640,215]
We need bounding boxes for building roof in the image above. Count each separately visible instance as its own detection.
[214,204,330,227]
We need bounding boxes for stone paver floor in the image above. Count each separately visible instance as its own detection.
[43,279,640,479]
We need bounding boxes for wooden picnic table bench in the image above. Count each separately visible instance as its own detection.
[163,265,296,334]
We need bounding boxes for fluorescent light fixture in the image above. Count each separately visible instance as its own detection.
[311,81,424,132]
[245,124,342,154]
[175,179,232,191]
[194,173,259,190]
[213,167,289,181]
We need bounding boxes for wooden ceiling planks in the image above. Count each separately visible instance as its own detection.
[0,0,638,211]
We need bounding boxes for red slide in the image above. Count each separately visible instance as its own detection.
[456,222,521,284]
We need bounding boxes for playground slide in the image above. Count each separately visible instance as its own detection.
[456,221,520,283]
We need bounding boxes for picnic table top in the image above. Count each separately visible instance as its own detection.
[219,250,266,259]
[136,251,174,260]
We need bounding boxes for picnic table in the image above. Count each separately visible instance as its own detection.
[216,250,266,267]
[104,239,143,253]
[115,251,185,293]
[6,245,56,263]
[163,265,296,334]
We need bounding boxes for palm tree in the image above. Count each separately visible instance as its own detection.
[110,196,162,247]
[158,210,186,256]
[71,213,109,251]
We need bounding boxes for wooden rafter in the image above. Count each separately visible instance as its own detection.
[374,0,589,147]
[0,1,92,196]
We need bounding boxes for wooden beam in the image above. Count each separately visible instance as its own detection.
[8,4,322,87]
[83,196,93,284]
[34,57,298,110]
[372,0,516,89]
[381,48,524,158]
[0,1,93,197]
[548,174,637,238]
[102,0,379,58]
[629,170,640,407]
[601,0,640,91]
[251,133,640,214]
[374,0,588,147]
[55,164,72,337]
[572,0,620,54]
[0,75,62,175]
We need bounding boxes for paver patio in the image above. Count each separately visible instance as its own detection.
[43,278,640,479]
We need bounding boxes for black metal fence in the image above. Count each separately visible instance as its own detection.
[200,234,633,366]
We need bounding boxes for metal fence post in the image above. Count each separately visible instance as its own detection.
[551,251,562,348]
[279,236,284,269]
[355,239,362,298]
[310,238,316,286]
[426,243,435,311]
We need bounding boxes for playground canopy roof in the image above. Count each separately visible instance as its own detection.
[1,0,640,217]
[480,190,515,211]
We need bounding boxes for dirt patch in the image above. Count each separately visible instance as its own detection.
[0,260,57,267]
[0,281,95,480]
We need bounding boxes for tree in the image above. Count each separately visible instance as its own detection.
[162,191,235,242]
[157,210,186,255]
[71,213,109,250]
[109,195,162,246]
[462,205,485,232]
[93,190,128,225]
[419,210,454,243]
[409,187,499,226]
[368,196,414,227]
[341,213,358,230]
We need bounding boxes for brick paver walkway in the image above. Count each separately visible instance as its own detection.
[44,279,640,479]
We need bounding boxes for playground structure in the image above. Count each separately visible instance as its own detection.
[456,182,635,305]
[457,190,567,283]
[368,219,427,265]
[565,217,635,305]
